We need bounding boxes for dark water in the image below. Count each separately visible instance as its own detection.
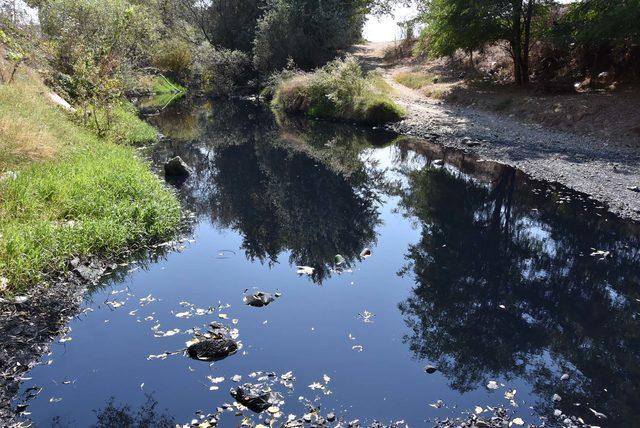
[13,99,640,427]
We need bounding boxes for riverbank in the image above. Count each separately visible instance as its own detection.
[0,72,182,294]
[353,43,640,222]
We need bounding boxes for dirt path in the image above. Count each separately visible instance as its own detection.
[352,43,640,222]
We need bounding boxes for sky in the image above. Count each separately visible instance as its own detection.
[363,5,420,43]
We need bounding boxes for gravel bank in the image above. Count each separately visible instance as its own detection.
[384,79,640,222]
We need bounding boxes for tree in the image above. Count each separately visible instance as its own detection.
[253,0,362,73]
[418,0,549,84]
[559,0,640,77]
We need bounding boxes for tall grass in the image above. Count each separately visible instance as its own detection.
[83,101,159,145]
[0,74,181,292]
[271,56,405,125]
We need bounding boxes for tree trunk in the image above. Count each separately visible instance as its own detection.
[511,0,524,84]
[522,0,535,84]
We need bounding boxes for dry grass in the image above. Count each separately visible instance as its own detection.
[0,74,69,171]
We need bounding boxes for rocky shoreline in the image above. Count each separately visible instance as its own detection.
[384,84,640,223]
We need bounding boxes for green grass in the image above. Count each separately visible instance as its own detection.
[81,102,159,146]
[271,56,405,125]
[151,75,186,94]
[0,75,181,292]
[105,102,159,145]
[394,72,436,89]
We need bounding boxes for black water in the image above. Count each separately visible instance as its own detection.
[14,99,640,427]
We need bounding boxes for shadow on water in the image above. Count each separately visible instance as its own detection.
[10,97,640,427]
[392,140,640,425]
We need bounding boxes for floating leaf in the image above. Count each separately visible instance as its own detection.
[486,381,499,390]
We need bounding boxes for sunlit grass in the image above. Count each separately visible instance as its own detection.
[394,72,437,89]
[0,74,181,292]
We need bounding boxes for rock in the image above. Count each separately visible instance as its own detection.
[0,171,18,181]
[243,292,275,307]
[560,373,569,381]
[14,295,29,304]
[164,156,192,178]
[552,393,562,402]
[327,412,336,422]
[74,262,105,283]
[46,92,76,112]
[425,365,437,374]
[187,338,238,361]
[230,383,278,413]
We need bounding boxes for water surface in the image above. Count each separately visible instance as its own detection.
[14,99,640,427]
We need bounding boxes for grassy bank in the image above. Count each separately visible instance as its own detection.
[0,75,181,293]
[271,57,405,125]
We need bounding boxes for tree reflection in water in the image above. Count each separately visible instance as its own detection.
[149,100,392,284]
[393,158,640,424]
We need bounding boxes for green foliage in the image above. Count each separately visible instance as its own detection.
[0,79,180,291]
[272,56,405,124]
[0,27,28,83]
[253,0,367,73]
[81,101,158,145]
[152,38,193,83]
[0,142,180,290]
[416,0,504,58]
[205,0,265,52]
[563,0,640,49]
[193,43,253,96]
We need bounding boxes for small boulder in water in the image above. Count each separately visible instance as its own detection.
[230,383,278,413]
[243,292,275,307]
[425,365,437,374]
[187,338,238,361]
[164,156,192,178]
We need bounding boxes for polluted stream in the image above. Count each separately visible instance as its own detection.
[9,99,640,427]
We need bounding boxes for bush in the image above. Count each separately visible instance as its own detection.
[253,0,364,74]
[152,38,193,83]
[271,56,405,125]
[193,43,253,96]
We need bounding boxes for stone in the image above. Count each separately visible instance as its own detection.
[230,383,277,413]
[243,292,275,308]
[187,338,238,361]
[164,156,192,177]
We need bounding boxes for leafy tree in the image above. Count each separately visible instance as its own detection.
[559,0,640,77]
[417,0,550,84]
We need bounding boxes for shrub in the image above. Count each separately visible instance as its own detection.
[152,38,193,83]
[193,43,253,96]
[253,0,364,74]
[272,56,405,125]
